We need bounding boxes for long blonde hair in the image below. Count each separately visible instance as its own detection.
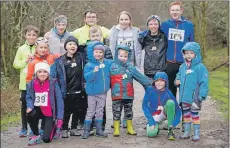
[117,11,132,26]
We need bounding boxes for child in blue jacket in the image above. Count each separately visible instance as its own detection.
[142,72,181,140]
[175,42,209,142]
[82,41,112,139]
[110,44,151,137]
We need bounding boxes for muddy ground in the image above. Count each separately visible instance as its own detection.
[1,81,229,148]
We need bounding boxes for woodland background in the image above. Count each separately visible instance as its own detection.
[1,1,229,126]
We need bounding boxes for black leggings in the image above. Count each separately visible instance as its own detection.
[27,107,55,143]
[63,93,86,130]
[20,90,28,130]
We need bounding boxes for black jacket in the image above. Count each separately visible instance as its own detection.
[139,30,168,76]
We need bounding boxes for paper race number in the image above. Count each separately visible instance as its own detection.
[117,38,134,49]
[168,28,185,42]
[34,92,48,106]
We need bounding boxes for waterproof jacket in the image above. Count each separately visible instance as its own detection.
[142,72,181,127]
[50,47,86,98]
[26,78,64,120]
[84,41,112,95]
[13,41,36,90]
[71,25,109,45]
[84,40,113,63]
[48,28,70,54]
[139,30,167,75]
[109,25,142,68]
[26,53,60,82]
[161,17,194,63]
[110,45,151,101]
[175,42,209,104]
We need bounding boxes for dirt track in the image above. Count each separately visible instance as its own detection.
[1,80,229,148]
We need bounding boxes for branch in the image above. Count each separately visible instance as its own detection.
[211,60,229,71]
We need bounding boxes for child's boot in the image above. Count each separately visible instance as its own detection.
[82,120,92,139]
[113,120,120,137]
[179,122,191,139]
[192,124,200,142]
[167,127,175,140]
[126,120,137,135]
[122,119,127,128]
[95,120,108,137]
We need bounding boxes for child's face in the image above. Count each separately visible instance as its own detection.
[118,14,131,30]
[148,19,159,34]
[66,41,78,55]
[89,31,102,41]
[84,12,98,26]
[93,49,104,60]
[36,43,49,56]
[118,50,128,63]
[36,69,49,82]
[169,4,183,20]
[184,50,195,62]
[25,30,38,45]
[55,23,67,34]
[155,79,166,90]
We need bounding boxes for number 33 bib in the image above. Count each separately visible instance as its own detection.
[168,28,185,42]
[34,92,48,106]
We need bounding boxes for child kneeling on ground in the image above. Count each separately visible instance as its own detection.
[142,72,181,140]
[26,62,64,146]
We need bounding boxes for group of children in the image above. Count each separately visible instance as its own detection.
[13,1,209,146]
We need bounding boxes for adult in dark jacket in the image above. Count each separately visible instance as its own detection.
[139,15,168,79]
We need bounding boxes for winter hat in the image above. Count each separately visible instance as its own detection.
[34,62,50,74]
[147,15,161,26]
[64,36,79,50]
[35,37,49,46]
[54,15,67,24]
[94,44,105,52]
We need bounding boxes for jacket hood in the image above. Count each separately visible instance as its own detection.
[181,42,202,66]
[114,44,132,65]
[153,72,169,88]
[87,41,104,63]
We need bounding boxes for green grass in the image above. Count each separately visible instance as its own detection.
[203,47,229,119]
[208,67,229,119]
[1,113,21,131]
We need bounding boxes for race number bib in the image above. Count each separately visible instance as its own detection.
[34,92,48,106]
[117,38,134,50]
[168,28,185,42]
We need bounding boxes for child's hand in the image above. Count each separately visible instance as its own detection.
[44,32,51,40]
[175,80,181,86]
[26,54,34,63]
[149,125,155,131]
[26,108,32,113]
[93,66,99,73]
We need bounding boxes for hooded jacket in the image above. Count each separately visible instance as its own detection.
[161,17,194,63]
[26,78,64,120]
[84,41,112,95]
[110,45,151,101]
[13,41,36,90]
[139,29,168,76]
[175,42,209,104]
[142,72,181,127]
[48,28,70,54]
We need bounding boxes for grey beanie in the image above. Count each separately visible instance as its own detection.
[147,15,161,26]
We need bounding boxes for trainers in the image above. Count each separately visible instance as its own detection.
[167,128,176,140]
[39,129,44,136]
[70,129,81,136]
[28,135,42,146]
[62,130,69,138]
[77,123,84,130]
[19,129,27,138]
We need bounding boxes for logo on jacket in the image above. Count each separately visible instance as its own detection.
[186,69,193,75]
